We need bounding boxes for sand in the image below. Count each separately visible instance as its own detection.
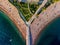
[0,0,27,39]
[30,1,60,45]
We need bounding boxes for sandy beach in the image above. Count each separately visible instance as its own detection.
[30,1,60,45]
[1,0,60,45]
[0,0,27,39]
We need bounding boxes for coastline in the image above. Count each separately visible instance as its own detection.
[0,11,26,45]
[35,17,60,45]
[36,17,60,45]
[30,1,60,45]
[0,10,25,42]
[0,0,27,40]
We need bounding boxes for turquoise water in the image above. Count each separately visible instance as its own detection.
[0,11,25,45]
[37,17,60,45]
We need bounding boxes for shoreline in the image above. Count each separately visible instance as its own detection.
[35,16,60,45]
[36,17,60,45]
[0,10,25,42]
[0,11,26,45]
[0,0,27,40]
[0,6,25,40]
[30,1,60,45]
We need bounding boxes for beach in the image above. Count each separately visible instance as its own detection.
[37,17,60,45]
[30,1,60,45]
[1,0,60,45]
[0,11,26,45]
[0,0,27,39]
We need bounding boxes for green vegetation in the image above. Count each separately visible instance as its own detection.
[8,0,60,21]
[8,0,39,21]
[39,0,60,14]
[29,3,39,14]
[44,0,59,8]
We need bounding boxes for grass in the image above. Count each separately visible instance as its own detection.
[8,0,60,21]
[8,0,39,21]
[39,0,60,14]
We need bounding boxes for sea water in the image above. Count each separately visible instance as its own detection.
[0,11,25,45]
[37,17,60,45]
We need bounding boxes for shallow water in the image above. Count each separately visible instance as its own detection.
[37,17,60,45]
[0,11,25,45]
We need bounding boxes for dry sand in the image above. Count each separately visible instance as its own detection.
[0,0,27,39]
[30,1,60,45]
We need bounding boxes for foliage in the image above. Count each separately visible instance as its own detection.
[8,0,60,21]
[8,0,39,21]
